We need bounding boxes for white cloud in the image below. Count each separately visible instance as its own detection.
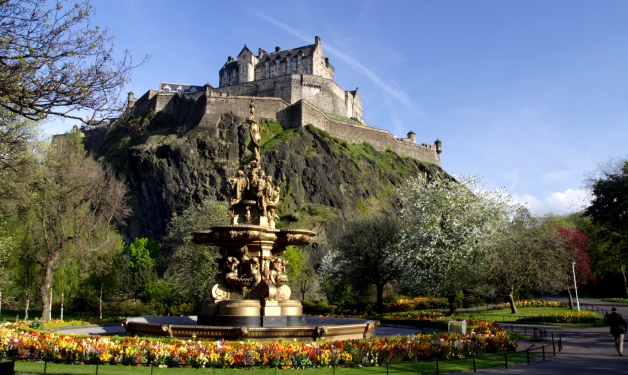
[512,189,592,216]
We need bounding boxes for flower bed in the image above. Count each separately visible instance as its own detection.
[490,300,568,310]
[0,321,515,367]
[386,297,449,312]
[516,311,596,324]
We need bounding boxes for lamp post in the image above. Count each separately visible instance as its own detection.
[571,261,580,312]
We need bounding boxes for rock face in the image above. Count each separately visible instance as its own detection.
[87,115,448,247]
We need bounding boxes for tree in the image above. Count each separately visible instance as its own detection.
[486,210,572,314]
[127,237,161,299]
[0,0,147,123]
[394,174,513,314]
[555,227,595,308]
[583,158,628,296]
[320,216,402,314]
[284,246,316,301]
[25,129,130,320]
[163,199,229,307]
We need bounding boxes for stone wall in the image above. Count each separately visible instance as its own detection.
[122,90,440,166]
[298,101,441,165]
[214,74,362,123]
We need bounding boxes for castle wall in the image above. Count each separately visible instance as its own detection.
[204,96,293,126]
[298,101,441,166]
[121,90,440,166]
[215,74,362,123]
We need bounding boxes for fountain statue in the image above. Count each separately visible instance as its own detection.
[192,100,316,327]
[123,101,378,341]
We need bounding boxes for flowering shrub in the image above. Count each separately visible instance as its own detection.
[0,320,515,367]
[490,300,568,310]
[516,311,596,324]
[386,297,449,312]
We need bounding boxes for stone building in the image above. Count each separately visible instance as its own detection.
[86,37,443,166]
[216,36,363,125]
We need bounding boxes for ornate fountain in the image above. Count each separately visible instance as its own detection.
[123,101,378,341]
[191,101,315,327]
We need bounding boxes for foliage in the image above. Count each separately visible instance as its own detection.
[162,199,229,308]
[516,311,596,324]
[22,128,130,320]
[484,208,573,314]
[0,0,147,123]
[0,320,515,365]
[283,246,316,301]
[320,215,402,314]
[583,158,628,297]
[386,297,450,312]
[394,174,514,314]
[490,300,568,310]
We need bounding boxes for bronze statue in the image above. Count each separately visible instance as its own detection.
[246,101,266,162]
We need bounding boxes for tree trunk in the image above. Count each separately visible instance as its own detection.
[40,264,55,321]
[566,288,574,309]
[60,291,64,321]
[621,265,628,299]
[508,289,518,314]
[376,283,384,315]
[448,294,458,315]
[24,290,29,321]
[99,286,103,320]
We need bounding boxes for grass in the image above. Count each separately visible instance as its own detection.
[12,352,536,374]
[598,298,628,304]
[454,307,603,326]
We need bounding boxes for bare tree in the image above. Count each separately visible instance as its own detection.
[26,129,130,320]
[0,0,147,123]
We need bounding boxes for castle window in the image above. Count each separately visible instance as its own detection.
[276,59,280,69]
[233,70,236,78]
[224,71,227,79]
[266,61,269,71]
[298,55,302,64]
[164,87,170,93]
[304,68,308,74]
[287,57,291,67]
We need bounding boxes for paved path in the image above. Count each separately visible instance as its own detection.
[458,295,628,374]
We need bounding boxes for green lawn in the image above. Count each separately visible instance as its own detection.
[453,307,603,326]
[12,352,536,375]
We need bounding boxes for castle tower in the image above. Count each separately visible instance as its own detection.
[407,131,416,144]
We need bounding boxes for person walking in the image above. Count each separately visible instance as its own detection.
[606,307,628,356]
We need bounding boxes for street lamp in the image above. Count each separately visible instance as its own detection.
[571,261,580,312]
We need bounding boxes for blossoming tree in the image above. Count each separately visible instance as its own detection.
[394,174,514,314]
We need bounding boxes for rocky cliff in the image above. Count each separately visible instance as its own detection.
[87,113,448,250]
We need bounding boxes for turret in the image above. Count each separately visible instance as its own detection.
[407,130,416,143]
[435,139,442,154]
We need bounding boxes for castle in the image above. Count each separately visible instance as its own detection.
[92,37,442,166]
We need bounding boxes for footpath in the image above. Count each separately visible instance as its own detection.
[459,295,628,374]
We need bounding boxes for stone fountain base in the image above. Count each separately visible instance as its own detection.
[196,298,306,327]
[123,316,380,342]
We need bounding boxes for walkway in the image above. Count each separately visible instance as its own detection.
[460,295,628,374]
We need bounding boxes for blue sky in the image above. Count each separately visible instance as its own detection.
[45,0,628,216]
